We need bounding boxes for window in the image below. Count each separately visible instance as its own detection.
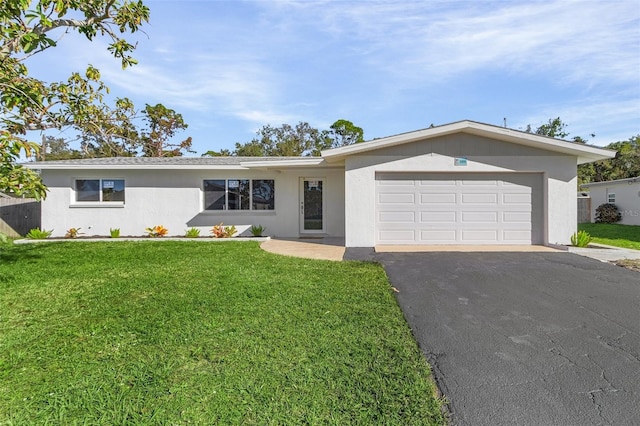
[252,179,275,210]
[204,179,274,211]
[608,193,616,203]
[75,179,125,203]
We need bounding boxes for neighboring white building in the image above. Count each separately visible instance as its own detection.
[26,120,614,246]
[581,177,640,226]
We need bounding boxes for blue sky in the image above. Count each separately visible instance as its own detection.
[28,0,640,153]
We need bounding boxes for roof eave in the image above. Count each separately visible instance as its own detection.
[23,163,250,170]
[240,158,327,168]
[321,120,616,164]
[581,176,640,187]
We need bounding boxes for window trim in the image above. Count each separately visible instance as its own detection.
[72,178,126,206]
[203,178,275,212]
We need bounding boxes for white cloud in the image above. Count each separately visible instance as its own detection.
[259,0,640,87]
[21,0,640,153]
[516,97,640,145]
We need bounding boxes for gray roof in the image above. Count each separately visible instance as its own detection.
[23,156,329,170]
[27,156,308,166]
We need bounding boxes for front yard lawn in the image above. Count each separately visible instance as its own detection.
[0,241,444,425]
[578,223,640,250]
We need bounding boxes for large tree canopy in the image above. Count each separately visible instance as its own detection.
[527,116,594,143]
[203,120,364,157]
[529,118,639,185]
[579,135,640,185]
[0,0,150,199]
[79,102,193,158]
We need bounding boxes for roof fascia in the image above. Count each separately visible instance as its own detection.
[581,176,640,187]
[240,158,326,168]
[23,163,250,170]
[321,120,616,164]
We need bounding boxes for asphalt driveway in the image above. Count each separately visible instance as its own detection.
[375,252,640,426]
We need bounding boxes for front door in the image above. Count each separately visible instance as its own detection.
[300,178,325,233]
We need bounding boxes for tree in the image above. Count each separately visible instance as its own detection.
[75,101,193,158]
[140,104,193,157]
[225,119,364,157]
[202,149,233,157]
[528,117,593,143]
[579,135,640,184]
[38,136,83,161]
[328,119,364,148]
[0,137,46,197]
[78,97,139,158]
[605,136,640,179]
[0,0,150,199]
[530,117,570,139]
[232,122,330,157]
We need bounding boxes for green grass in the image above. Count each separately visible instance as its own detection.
[578,223,640,250]
[0,241,444,425]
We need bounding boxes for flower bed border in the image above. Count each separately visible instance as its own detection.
[15,236,271,244]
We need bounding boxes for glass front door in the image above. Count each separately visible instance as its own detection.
[300,178,324,233]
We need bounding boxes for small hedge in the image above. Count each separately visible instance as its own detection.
[595,203,621,224]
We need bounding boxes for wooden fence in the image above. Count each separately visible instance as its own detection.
[0,195,41,237]
[577,197,591,224]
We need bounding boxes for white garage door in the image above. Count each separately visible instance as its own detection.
[376,173,534,245]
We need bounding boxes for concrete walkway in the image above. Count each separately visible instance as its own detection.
[260,237,346,261]
[376,245,559,253]
[261,238,640,263]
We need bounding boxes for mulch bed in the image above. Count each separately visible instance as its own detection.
[612,259,640,273]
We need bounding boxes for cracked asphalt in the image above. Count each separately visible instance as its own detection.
[374,251,640,426]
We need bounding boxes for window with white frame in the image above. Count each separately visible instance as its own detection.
[75,179,125,203]
[204,179,274,211]
[607,192,615,203]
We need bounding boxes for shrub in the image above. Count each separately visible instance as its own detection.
[595,203,621,224]
[26,228,53,239]
[250,224,266,237]
[570,230,592,247]
[110,228,120,238]
[185,227,200,238]
[0,232,8,244]
[65,227,83,238]
[211,223,237,238]
[146,225,168,238]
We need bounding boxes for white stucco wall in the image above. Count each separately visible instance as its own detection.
[587,181,640,226]
[40,167,345,238]
[344,133,578,247]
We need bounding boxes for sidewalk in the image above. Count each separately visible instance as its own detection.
[567,243,640,262]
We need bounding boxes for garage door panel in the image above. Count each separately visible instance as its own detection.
[461,193,498,204]
[462,229,499,241]
[420,211,457,222]
[461,180,498,186]
[419,180,456,186]
[378,179,415,186]
[378,193,415,204]
[503,230,532,241]
[376,173,537,245]
[378,230,415,242]
[503,212,531,222]
[419,229,457,242]
[461,211,498,223]
[378,210,415,223]
[503,193,530,204]
[420,193,457,204]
